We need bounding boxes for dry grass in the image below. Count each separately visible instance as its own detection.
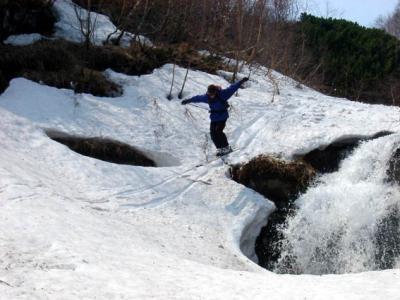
[47,133,156,167]
[231,155,316,207]
[0,40,123,97]
[233,155,316,191]
[0,39,230,96]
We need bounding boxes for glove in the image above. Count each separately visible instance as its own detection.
[240,77,249,84]
[181,99,190,105]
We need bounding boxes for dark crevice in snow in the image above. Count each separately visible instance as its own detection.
[46,130,156,167]
[239,207,270,264]
[296,131,393,173]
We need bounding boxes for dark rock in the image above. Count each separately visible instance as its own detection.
[387,147,400,185]
[301,131,393,174]
[255,207,296,270]
[374,205,400,270]
[301,143,355,173]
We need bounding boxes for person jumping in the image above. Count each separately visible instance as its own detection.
[181,77,249,156]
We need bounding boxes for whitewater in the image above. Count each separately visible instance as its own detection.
[274,134,400,275]
[1,0,400,299]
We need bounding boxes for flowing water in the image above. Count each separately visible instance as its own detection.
[272,135,400,274]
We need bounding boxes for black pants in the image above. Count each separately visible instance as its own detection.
[210,121,229,149]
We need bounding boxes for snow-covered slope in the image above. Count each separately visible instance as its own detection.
[1,63,400,299]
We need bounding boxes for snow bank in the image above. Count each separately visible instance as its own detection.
[3,33,45,46]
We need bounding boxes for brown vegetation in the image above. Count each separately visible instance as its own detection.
[2,0,398,106]
[0,40,121,96]
[231,155,316,208]
[0,38,227,96]
[72,0,301,81]
[76,0,400,106]
[47,131,156,167]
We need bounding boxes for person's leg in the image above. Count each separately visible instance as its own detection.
[210,122,221,149]
[216,121,229,148]
[210,121,228,149]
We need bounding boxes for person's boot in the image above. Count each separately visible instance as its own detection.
[218,146,232,156]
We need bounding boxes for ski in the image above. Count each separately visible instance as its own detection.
[201,147,240,166]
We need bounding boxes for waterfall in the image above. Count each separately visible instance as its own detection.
[273,134,400,275]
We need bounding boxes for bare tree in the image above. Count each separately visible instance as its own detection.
[232,0,245,82]
[73,0,99,50]
[375,2,400,39]
[167,63,176,100]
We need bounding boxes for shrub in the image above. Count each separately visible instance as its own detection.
[73,68,122,97]
[47,132,156,167]
[0,40,123,97]
[0,35,230,96]
[0,0,56,40]
[0,40,76,74]
[231,155,316,208]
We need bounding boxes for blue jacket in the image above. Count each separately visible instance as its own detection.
[187,81,242,122]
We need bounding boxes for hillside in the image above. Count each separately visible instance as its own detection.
[1,1,400,299]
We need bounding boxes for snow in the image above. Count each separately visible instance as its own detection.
[3,33,45,46]
[53,0,152,47]
[2,0,400,298]
[1,62,400,299]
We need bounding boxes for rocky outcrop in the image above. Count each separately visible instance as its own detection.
[374,205,400,270]
[387,146,400,184]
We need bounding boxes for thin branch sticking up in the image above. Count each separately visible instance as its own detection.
[178,65,190,99]
[267,69,280,102]
[167,63,176,100]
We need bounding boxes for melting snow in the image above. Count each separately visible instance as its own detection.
[1,63,400,299]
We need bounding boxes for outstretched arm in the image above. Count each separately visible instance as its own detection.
[219,77,249,101]
[181,94,208,105]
